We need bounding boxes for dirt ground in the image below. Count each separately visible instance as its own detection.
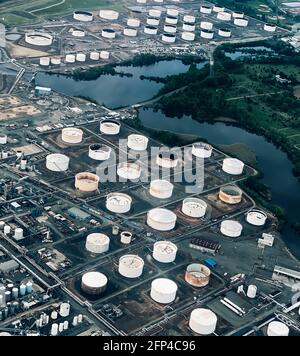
[0,105,41,120]
[7,42,49,58]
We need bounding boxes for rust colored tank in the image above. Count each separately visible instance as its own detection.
[185,264,211,287]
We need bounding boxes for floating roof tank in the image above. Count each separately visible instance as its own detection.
[46,154,70,172]
[192,142,213,158]
[221,220,243,238]
[246,210,268,226]
[162,33,176,43]
[156,151,179,168]
[182,198,207,218]
[165,16,178,25]
[185,264,211,287]
[75,172,99,192]
[217,12,232,21]
[264,23,276,32]
[99,10,119,21]
[127,18,141,27]
[118,255,144,278]
[144,25,158,35]
[102,29,116,39]
[183,15,196,24]
[189,308,217,335]
[218,28,231,37]
[147,17,160,26]
[72,29,85,37]
[200,21,213,30]
[267,321,289,336]
[183,22,195,32]
[86,233,110,254]
[25,32,53,46]
[201,29,214,39]
[73,11,93,22]
[81,272,108,295]
[124,27,138,37]
[0,134,7,145]
[232,11,244,19]
[39,57,50,66]
[106,193,132,214]
[150,278,177,304]
[153,241,178,263]
[117,162,141,180]
[61,127,83,144]
[164,24,177,34]
[100,119,121,135]
[182,32,195,41]
[89,144,111,161]
[65,54,76,63]
[147,208,177,231]
[213,5,225,13]
[149,179,174,199]
[222,158,244,175]
[219,185,243,204]
[120,231,133,245]
[200,6,212,14]
[234,18,249,27]
[90,51,100,61]
[247,285,257,299]
[127,134,149,151]
[149,9,162,18]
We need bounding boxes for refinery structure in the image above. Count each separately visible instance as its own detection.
[0,0,299,339]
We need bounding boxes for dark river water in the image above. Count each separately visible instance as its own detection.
[35,59,300,259]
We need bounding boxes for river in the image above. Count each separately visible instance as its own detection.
[35,58,300,259]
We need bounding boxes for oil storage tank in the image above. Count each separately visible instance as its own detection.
[183,15,196,24]
[264,23,276,32]
[218,28,231,37]
[189,308,217,335]
[217,12,232,21]
[99,10,119,21]
[102,29,116,39]
[106,193,132,214]
[65,54,76,63]
[192,142,213,158]
[200,5,212,14]
[61,128,83,144]
[222,158,244,175]
[100,120,121,135]
[118,255,144,278]
[40,57,50,66]
[147,17,160,26]
[144,26,158,35]
[153,241,178,263]
[89,144,111,161]
[267,321,289,336]
[182,32,195,41]
[185,264,211,287]
[149,179,174,199]
[25,32,53,46]
[221,220,243,238]
[182,23,195,32]
[81,272,107,295]
[127,18,141,27]
[124,27,138,37]
[127,134,149,151]
[86,233,110,254]
[234,18,249,27]
[201,29,214,40]
[219,185,243,205]
[75,172,99,192]
[150,278,177,304]
[182,198,207,218]
[162,33,176,43]
[156,152,178,168]
[73,11,93,22]
[117,162,141,180]
[147,208,177,231]
[246,210,267,226]
[46,154,70,172]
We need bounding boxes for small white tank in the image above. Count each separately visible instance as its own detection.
[89,144,111,161]
[189,308,217,335]
[50,323,59,336]
[153,241,177,263]
[222,158,244,175]
[127,18,140,27]
[59,302,70,317]
[86,233,110,254]
[247,285,257,299]
[14,228,24,240]
[119,255,144,279]
[151,278,177,304]
[4,225,11,235]
[117,162,141,180]
[90,52,100,61]
[192,142,213,158]
[39,57,50,66]
[120,231,133,244]
[100,51,110,60]
[127,134,149,151]
[267,321,289,336]
[65,54,76,63]
[149,180,174,199]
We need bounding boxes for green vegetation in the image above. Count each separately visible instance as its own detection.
[157,40,300,179]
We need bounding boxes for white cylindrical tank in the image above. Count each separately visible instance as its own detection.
[76,53,86,63]
[153,241,177,263]
[156,152,178,168]
[221,220,243,238]
[0,134,7,145]
[127,134,149,151]
[167,8,179,17]
[51,57,61,65]
[14,228,23,240]
[26,281,33,293]
[106,193,132,214]
[147,17,160,26]
[192,142,213,158]
[189,308,217,335]
[117,162,141,180]
[127,18,141,27]
[246,210,268,226]
[217,12,232,21]
[149,9,161,18]
[81,272,108,295]
[182,32,195,41]
[4,225,11,235]
[182,23,195,32]
[247,285,257,299]
[99,10,119,21]
[46,154,70,172]
[182,198,207,218]
[124,27,138,37]
[102,29,116,39]
[73,11,93,22]
[21,157,27,170]
[264,23,276,32]
[39,57,50,66]
[164,24,177,34]
[86,233,110,254]
[90,51,100,61]
[200,21,213,30]
[219,185,243,205]
[61,128,83,144]
[149,179,174,199]
[232,11,244,19]
[120,231,133,245]
[65,54,76,63]
[183,15,196,24]
[218,28,231,38]
[201,30,214,40]
[165,16,178,25]
[267,321,289,336]
[100,120,121,135]
[89,144,111,161]
[234,18,249,27]
[147,208,177,231]
[144,26,158,35]
[119,255,144,279]
[213,5,225,13]
[222,158,244,175]
[162,33,176,43]
[200,5,212,14]
[75,172,99,192]
[51,323,59,336]
[151,278,177,304]
[100,51,110,60]
[59,302,70,317]
[72,29,85,38]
